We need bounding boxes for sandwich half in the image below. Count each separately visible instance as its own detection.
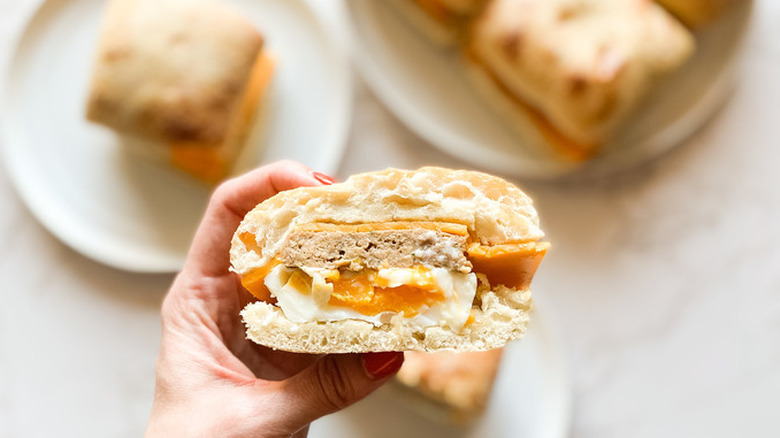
[464,0,695,160]
[389,0,489,46]
[230,167,548,353]
[394,349,504,423]
[86,0,274,183]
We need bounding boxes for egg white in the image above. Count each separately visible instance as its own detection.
[264,264,477,331]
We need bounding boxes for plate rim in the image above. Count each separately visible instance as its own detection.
[0,0,353,273]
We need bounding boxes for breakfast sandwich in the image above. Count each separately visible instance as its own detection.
[391,0,490,46]
[464,0,695,161]
[86,0,274,183]
[655,0,738,29]
[230,167,548,353]
[394,349,504,423]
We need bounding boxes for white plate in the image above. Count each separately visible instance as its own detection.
[0,0,352,272]
[312,299,571,438]
[345,0,752,180]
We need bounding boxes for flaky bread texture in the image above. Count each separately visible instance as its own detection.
[231,167,543,273]
[465,0,694,150]
[86,0,263,144]
[395,348,504,422]
[241,276,532,353]
[231,167,543,353]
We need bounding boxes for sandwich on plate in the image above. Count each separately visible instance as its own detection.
[464,0,695,161]
[394,349,504,423]
[230,167,548,353]
[86,0,274,183]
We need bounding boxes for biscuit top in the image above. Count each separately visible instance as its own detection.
[230,167,544,274]
[86,0,264,144]
[467,0,694,144]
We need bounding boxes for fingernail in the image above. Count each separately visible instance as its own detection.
[361,352,404,380]
[310,171,336,185]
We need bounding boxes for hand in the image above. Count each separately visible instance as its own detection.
[146,160,404,438]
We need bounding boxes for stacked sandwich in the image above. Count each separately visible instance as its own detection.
[394,349,505,423]
[230,167,548,423]
[86,0,274,183]
[231,167,547,353]
[393,0,737,161]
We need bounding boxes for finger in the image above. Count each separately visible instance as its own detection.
[266,352,404,432]
[215,160,327,220]
[185,160,331,277]
[232,339,323,381]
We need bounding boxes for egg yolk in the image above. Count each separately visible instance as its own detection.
[327,271,446,317]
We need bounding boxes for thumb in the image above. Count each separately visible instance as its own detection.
[271,352,404,431]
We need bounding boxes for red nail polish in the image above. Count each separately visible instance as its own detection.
[311,171,336,185]
[362,352,404,380]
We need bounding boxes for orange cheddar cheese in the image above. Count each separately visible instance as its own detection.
[237,222,547,307]
[170,51,275,183]
[465,49,595,162]
[169,144,228,184]
[240,259,281,303]
[296,221,470,236]
[466,241,549,290]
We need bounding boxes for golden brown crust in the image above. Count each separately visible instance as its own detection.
[395,349,504,421]
[86,0,264,144]
[465,0,694,148]
[230,167,544,273]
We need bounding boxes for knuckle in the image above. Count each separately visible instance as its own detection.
[210,180,233,204]
[315,356,356,410]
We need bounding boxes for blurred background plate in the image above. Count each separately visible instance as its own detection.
[344,0,752,180]
[312,298,571,438]
[0,0,352,272]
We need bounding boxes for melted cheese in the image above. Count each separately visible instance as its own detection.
[295,221,469,236]
[237,224,548,306]
[465,49,596,161]
[467,241,549,289]
[170,51,275,183]
[240,259,281,302]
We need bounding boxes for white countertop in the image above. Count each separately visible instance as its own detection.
[2,1,780,437]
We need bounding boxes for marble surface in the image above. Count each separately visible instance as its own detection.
[2,0,780,437]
